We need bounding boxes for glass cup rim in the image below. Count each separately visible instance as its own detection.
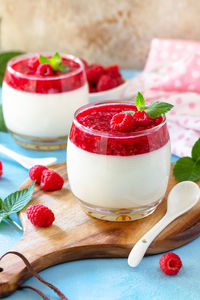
[73,99,167,139]
[6,52,85,81]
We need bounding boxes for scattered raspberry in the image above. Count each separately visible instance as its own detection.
[133,111,151,126]
[36,63,54,76]
[110,113,134,132]
[26,204,55,227]
[105,64,121,78]
[97,75,116,92]
[159,253,182,275]
[28,54,40,70]
[40,169,64,191]
[86,64,105,84]
[29,165,48,184]
[0,161,3,177]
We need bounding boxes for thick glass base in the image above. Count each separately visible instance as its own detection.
[78,198,162,222]
[10,131,67,150]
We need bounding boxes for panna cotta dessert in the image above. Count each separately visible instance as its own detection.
[67,96,172,221]
[2,53,88,150]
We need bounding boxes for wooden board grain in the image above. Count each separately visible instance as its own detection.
[0,162,200,297]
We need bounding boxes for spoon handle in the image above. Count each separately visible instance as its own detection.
[0,145,30,168]
[128,214,173,267]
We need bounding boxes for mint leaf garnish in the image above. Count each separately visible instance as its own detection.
[0,104,8,132]
[135,92,173,117]
[39,52,70,73]
[0,182,35,230]
[173,138,200,182]
[39,55,50,64]
[192,138,200,162]
[121,111,135,116]
[143,101,174,118]
[173,157,200,182]
[136,92,145,111]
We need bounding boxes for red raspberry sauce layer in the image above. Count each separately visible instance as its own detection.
[69,103,170,156]
[4,56,86,94]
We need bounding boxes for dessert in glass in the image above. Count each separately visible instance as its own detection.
[67,98,171,221]
[2,53,88,150]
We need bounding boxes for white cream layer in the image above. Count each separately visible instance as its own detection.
[2,82,88,138]
[67,139,171,208]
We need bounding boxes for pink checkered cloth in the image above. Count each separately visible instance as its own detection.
[125,39,200,157]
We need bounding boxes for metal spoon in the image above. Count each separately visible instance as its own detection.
[128,181,200,267]
[0,145,57,169]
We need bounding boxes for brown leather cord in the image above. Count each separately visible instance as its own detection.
[0,251,68,300]
[18,285,50,300]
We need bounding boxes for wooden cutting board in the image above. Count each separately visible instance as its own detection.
[1,162,200,297]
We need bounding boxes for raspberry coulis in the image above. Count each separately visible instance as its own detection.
[4,56,86,94]
[69,103,170,156]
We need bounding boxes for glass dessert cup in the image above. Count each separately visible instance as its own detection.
[67,100,171,222]
[2,53,88,150]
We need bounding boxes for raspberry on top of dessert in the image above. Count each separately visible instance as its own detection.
[69,101,169,156]
[4,53,86,93]
[83,61,124,93]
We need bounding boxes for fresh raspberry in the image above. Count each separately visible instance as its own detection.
[36,63,54,76]
[28,54,40,70]
[105,64,121,78]
[133,111,151,126]
[86,64,105,84]
[114,75,123,87]
[0,161,3,177]
[29,165,48,184]
[97,75,116,92]
[110,113,134,132]
[26,204,55,227]
[40,169,64,191]
[89,83,97,93]
[153,116,163,125]
[159,253,182,275]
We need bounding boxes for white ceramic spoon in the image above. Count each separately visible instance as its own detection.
[0,145,57,169]
[128,181,200,267]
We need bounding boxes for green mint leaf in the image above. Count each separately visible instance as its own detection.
[0,215,7,223]
[143,101,174,118]
[40,52,70,73]
[0,198,3,211]
[136,92,145,111]
[0,104,8,132]
[1,182,35,217]
[39,55,50,64]
[50,52,62,70]
[58,65,70,72]
[0,51,24,86]
[173,157,200,182]
[192,138,200,162]
[121,111,135,116]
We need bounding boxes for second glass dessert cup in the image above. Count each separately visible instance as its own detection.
[2,53,88,150]
[67,100,171,222]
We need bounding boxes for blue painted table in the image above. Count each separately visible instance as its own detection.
[0,71,199,300]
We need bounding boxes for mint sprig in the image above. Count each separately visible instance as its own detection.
[0,182,35,230]
[135,92,173,117]
[135,92,145,111]
[121,92,173,118]
[39,52,69,73]
[173,139,200,182]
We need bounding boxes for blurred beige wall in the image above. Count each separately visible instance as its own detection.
[1,0,200,69]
